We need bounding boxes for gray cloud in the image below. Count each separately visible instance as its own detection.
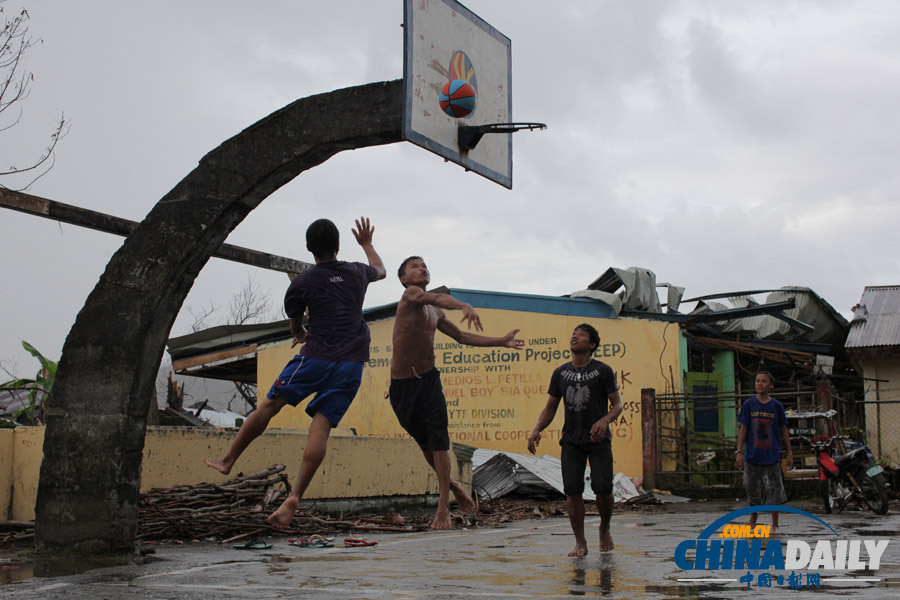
[2,0,899,371]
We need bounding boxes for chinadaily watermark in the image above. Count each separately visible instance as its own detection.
[675,506,889,590]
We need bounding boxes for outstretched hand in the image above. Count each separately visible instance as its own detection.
[352,217,375,246]
[503,329,525,350]
[460,304,484,331]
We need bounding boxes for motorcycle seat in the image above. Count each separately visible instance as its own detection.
[834,446,866,467]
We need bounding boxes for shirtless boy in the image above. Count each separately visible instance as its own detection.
[390,256,524,529]
[204,217,386,528]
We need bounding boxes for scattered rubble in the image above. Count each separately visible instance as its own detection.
[1,463,696,550]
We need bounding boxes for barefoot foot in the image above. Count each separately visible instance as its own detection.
[455,491,476,513]
[569,542,589,557]
[599,529,614,552]
[267,496,299,529]
[431,508,452,530]
[450,479,476,513]
[203,458,232,475]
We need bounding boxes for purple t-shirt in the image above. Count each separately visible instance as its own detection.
[738,396,787,466]
[548,359,619,445]
[284,260,378,362]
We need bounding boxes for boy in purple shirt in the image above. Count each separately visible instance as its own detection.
[204,217,386,527]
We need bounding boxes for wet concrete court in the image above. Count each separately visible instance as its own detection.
[2,500,898,599]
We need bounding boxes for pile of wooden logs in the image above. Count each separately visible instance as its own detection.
[0,521,32,547]
[138,464,424,544]
[3,466,584,548]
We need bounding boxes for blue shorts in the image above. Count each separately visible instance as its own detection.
[267,356,364,427]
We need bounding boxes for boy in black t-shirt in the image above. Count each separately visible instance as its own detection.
[528,324,622,557]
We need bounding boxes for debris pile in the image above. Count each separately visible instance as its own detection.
[138,464,424,544]
[472,450,690,505]
[0,463,690,549]
[0,521,32,547]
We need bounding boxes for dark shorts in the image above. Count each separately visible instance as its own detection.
[389,368,449,452]
[743,461,787,505]
[561,439,613,497]
[267,356,363,427]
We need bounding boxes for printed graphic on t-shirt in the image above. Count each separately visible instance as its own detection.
[561,369,599,384]
[565,384,591,413]
[750,410,776,450]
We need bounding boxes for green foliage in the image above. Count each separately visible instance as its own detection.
[0,340,56,426]
[842,425,866,445]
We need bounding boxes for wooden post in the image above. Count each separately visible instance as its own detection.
[641,388,657,491]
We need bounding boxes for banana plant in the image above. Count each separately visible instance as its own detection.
[0,341,57,426]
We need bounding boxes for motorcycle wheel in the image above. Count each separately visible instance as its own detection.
[856,473,889,515]
[820,480,834,514]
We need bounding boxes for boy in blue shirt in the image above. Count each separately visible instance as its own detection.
[736,371,793,535]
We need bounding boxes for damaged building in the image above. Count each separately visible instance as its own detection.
[166,267,866,494]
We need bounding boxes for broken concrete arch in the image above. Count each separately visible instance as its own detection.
[34,80,403,553]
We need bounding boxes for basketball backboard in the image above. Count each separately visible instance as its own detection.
[402,0,513,189]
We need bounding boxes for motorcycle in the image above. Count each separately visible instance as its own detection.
[797,435,889,515]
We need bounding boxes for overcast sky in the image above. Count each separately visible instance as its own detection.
[2,0,899,375]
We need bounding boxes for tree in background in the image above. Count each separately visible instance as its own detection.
[0,340,56,426]
[1,1,68,189]
[157,273,281,415]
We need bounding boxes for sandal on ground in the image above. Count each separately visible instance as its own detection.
[233,538,272,550]
[290,534,334,548]
[344,536,378,547]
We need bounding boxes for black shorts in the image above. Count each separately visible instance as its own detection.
[561,439,613,497]
[389,368,450,451]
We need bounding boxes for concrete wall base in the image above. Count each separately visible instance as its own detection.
[2,426,470,521]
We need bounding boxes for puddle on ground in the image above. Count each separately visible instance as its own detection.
[0,556,132,585]
[266,554,365,565]
[851,529,899,537]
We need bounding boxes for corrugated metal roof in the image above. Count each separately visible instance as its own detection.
[472,449,592,501]
[471,449,647,503]
[846,285,900,349]
[689,287,847,346]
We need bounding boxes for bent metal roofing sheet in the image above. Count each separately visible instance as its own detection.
[846,285,900,349]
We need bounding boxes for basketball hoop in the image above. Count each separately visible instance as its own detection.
[458,122,547,152]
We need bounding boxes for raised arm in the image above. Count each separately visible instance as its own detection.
[402,285,483,331]
[352,216,386,280]
[438,317,524,349]
[528,395,562,454]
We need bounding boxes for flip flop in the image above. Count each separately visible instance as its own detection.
[307,535,335,548]
[344,536,378,547]
[233,538,272,550]
[289,535,334,548]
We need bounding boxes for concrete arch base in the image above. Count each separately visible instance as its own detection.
[34,80,402,554]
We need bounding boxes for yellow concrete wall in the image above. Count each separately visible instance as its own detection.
[262,310,682,478]
[0,429,12,520]
[11,427,43,523]
[2,427,465,521]
[862,358,900,465]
